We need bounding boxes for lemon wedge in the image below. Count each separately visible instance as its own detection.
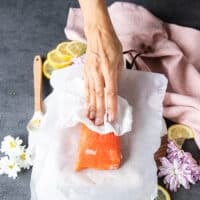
[47,49,72,69]
[57,41,86,58]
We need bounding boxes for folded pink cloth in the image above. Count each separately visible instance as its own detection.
[65,2,200,148]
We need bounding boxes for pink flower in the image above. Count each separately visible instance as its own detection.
[167,140,185,160]
[182,152,198,165]
[183,152,200,182]
[158,157,195,192]
[158,140,200,191]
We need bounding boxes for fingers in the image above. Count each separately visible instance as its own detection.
[94,72,105,125]
[88,71,117,124]
[84,53,105,125]
[88,81,96,120]
[85,67,96,120]
[83,70,90,105]
[104,72,118,122]
[84,57,95,120]
[84,60,119,124]
[83,28,122,125]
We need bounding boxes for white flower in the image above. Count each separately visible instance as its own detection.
[1,135,24,157]
[0,156,20,179]
[0,135,34,179]
[16,149,33,170]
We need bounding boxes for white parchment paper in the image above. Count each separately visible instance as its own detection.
[29,64,167,200]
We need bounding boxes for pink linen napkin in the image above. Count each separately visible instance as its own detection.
[64,2,200,148]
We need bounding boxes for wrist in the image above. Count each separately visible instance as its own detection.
[79,0,114,36]
[84,12,116,39]
[84,23,115,40]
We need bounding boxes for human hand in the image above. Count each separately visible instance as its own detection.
[84,26,123,125]
[78,0,123,125]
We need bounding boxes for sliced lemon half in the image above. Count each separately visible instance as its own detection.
[57,41,86,58]
[168,124,194,148]
[47,49,72,69]
[168,124,194,140]
[155,185,171,200]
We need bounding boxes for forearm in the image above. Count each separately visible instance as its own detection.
[79,1,123,124]
[78,0,115,36]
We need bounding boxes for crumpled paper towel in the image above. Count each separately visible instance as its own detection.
[48,64,133,135]
[29,64,167,200]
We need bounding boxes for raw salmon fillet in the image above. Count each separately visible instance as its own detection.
[74,124,122,171]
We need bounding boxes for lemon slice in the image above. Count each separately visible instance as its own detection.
[57,41,86,58]
[168,124,194,148]
[168,124,194,140]
[47,49,72,69]
[155,185,171,200]
[56,42,70,54]
[43,60,56,79]
[56,42,71,59]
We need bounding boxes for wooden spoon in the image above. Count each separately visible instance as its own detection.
[27,55,43,132]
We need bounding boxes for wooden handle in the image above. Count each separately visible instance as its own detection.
[33,55,43,112]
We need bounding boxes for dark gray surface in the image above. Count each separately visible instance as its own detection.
[0,0,199,199]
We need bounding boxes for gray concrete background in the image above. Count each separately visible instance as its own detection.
[0,0,199,199]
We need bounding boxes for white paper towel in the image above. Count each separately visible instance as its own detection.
[29,64,167,200]
[48,64,133,136]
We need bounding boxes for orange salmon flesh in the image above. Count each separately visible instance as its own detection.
[74,124,122,171]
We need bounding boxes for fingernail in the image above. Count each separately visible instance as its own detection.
[89,111,95,119]
[95,118,103,125]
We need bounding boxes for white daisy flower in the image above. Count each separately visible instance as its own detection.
[0,135,34,179]
[16,149,33,170]
[0,156,20,179]
[1,135,24,157]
